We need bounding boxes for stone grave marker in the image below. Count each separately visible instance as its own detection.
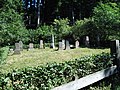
[28,43,34,50]
[58,42,63,50]
[75,40,79,48]
[65,40,70,50]
[19,41,23,51]
[14,43,21,54]
[40,40,44,49]
[62,39,65,50]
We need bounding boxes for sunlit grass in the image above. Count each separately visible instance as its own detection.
[0,48,109,74]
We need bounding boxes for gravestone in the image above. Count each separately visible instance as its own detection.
[62,39,65,50]
[58,42,63,50]
[75,40,79,48]
[40,40,44,49]
[14,43,21,54]
[65,40,70,50]
[28,43,34,50]
[85,36,89,47]
[19,41,23,51]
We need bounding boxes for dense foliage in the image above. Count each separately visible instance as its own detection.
[0,47,9,64]
[71,2,120,47]
[53,18,71,40]
[92,2,120,40]
[0,53,113,89]
[0,0,28,46]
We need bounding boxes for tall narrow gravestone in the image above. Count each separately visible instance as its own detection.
[14,43,21,54]
[85,36,90,47]
[19,41,23,51]
[75,40,79,48]
[28,43,34,50]
[58,42,63,50]
[40,40,44,49]
[62,39,65,50]
[65,40,70,50]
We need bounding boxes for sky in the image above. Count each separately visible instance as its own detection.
[22,0,42,8]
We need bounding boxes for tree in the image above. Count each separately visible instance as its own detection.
[53,18,71,40]
[0,0,28,46]
[92,2,120,40]
[71,19,90,40]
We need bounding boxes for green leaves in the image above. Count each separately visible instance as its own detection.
[92,2,120,40]
[53,18,71,39]
[0,53,112,89]
[0,47,9,64]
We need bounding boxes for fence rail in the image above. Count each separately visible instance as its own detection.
[52,40,120,90]
[52,66,118,90]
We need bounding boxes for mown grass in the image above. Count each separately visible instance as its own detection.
[0,48,109,74]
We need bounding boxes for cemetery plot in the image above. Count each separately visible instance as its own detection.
[0,48,109,73]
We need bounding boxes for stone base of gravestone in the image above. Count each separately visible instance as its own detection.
[19,41,23,51]
[14,43,21,54]
[58,42,63,50]
[40,40,44,49]
[62,40,65,50]
[9,48,14,53]
[65,40,70,50]
[75,40,79,48]
[28,43,34,50]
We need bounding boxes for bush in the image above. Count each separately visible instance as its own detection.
[0,47,9,64]
[0,53,113,89]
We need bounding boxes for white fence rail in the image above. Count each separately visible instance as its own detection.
[52,66,118,90]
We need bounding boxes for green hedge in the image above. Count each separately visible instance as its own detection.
[0,47,9,64]
[0,53,113,89]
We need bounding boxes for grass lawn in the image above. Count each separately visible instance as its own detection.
[0,48,109,74]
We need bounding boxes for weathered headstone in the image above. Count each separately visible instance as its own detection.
[58,42,63,50]
[14,43,21,54]
[65,40,70,50]
[19,41,23,51]
[62,39,65,50]
[75,40,79,48]
[85,36,89,47]
[28,43,34,50]
[40,40,44,49]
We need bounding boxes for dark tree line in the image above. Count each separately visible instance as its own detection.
[22,0,119,28]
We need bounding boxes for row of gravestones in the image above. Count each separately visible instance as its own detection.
[12,40,44,54]
[59,36,90,50]
[11,36,90,54]
[58,40,79,50]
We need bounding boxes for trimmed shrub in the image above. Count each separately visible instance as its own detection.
[0,53,113,89]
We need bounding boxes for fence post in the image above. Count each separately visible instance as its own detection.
[110,40,120,67]
[110,40,120,89]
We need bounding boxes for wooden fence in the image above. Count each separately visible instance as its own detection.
[52,40,120,90]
